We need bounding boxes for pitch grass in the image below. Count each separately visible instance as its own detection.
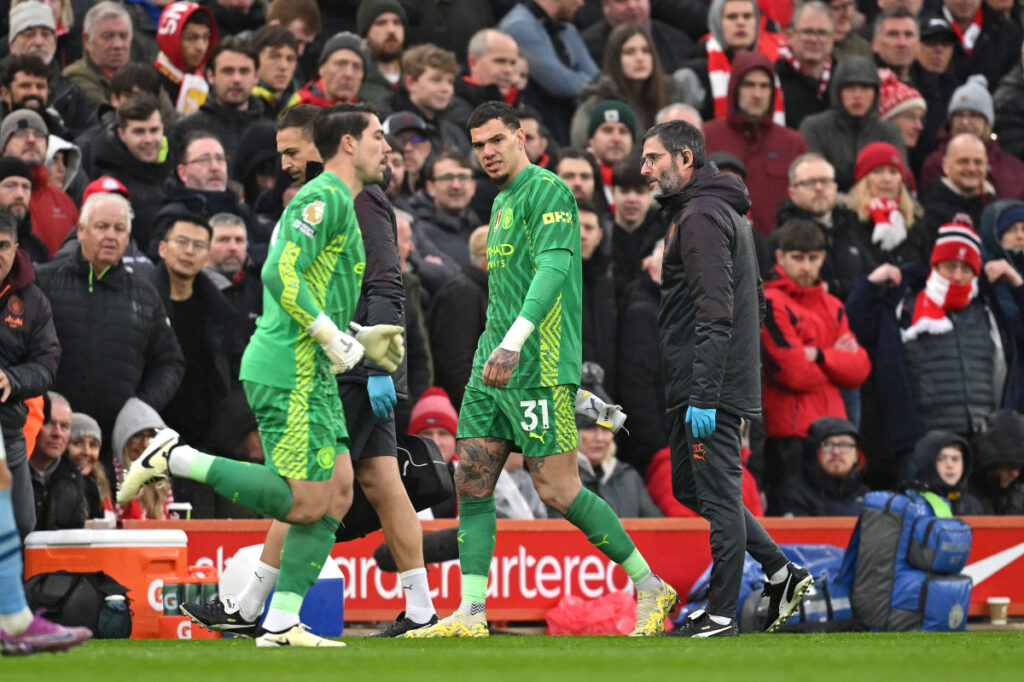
[3,632,1023,681]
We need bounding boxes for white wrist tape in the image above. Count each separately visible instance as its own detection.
[499,316,535,352]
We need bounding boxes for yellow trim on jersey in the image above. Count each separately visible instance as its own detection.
[273,367,313,479]
[278,242,315,329]
[537,294,562,386]
[552,385,575,454]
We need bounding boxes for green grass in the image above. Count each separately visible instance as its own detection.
[3,632,1023,681]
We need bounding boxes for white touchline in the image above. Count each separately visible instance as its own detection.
[961,541,1024,585]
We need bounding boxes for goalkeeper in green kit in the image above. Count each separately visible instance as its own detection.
[407,102,677,639]
[117,103,402,647]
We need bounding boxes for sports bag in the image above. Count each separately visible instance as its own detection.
[23,570,132,638]
[906,517,973,573]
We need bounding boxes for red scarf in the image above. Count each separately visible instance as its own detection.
[776,42,831,98]
[706,36,786,124]
[901,270,977,342]
[944,6,983,55]
[867,197,907,251]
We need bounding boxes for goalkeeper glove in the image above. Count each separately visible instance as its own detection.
[307,313,364,373]
[350,322,404,372]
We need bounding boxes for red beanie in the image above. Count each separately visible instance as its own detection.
[854,141,905,183]
[877,68,926,122]
[931,218,982,275]
[409,387,458,437]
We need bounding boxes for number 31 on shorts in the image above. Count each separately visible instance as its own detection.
[519,399,550,432]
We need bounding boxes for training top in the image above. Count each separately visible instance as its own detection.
[470,164,582,389]
[241,171,366,389]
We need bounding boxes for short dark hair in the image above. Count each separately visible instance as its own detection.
[874,6,917,38]
[185,9,211,28]
[206,36,258,74]
[551,147,604,190]
[252,24,300,61]
[776,218,826,252]
[116,93,161,128]
[277,103,320,138]
[111,63,162,97]
[162,212,212,239]
[0,206,18,242]
[1,55,50,88]
[576,197,598,216]
[313,102,378,161]
[642,121,706,169]
[611,155,646,190]
[424,151,472,180]
[467,101,520,135]
[179,130,224,162]
[267,0,322,34]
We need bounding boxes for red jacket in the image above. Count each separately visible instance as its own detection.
[29,164,79,257]
[704,52,808,236]
[761,265,871,438]
[645,446,764,517]
[289,79,358,109]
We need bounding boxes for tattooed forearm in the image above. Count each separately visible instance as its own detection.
[455,437,513,499]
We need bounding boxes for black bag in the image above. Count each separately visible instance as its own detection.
[23,570,132,639]
[336,432,454,541]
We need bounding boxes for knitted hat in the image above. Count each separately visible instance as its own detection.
[948,75,994,127]
[0,109,48,153]
[854,141,905,182]
[997,204,1024,239]
[70,413,102,447]
[0,156,32,183]
[408,387,458,437]
[877,68,926,121]
[319,31,366,69]
[588,100,638,139]
[931,220,982,275]
[82,176,132,204]
[112,398,166,459]
[355,0,407,36]
[9,1,56,42]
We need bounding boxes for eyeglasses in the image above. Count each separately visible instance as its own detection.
[399,134,427,145]
[641,151,670,168]
[433,172,473,183]
[184,153,228,166]
[129,429,158,442]
[11,128,45,140]
[794,28,832,38]
[167,236,210,252]
[792,177,836,188]
[821,440,857,453]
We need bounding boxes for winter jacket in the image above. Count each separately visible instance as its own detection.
[377,88,472,156]
[920,178,994,244]
[581,251,617,398]
[920,135,1024,201]
[577,452,663,518]
[581,17,695,75]
[903,431,985,515]
[658,164,763,419]
[35,249,184,468]
[970,409,1024,514]
[799,56,908,191]
[28,164,78,258]
[761,265,871,439]
[994,65,1024,159]
[62,54,112,108]
[774,55,830,130]
[171,96,268,164]
[427,264,487,410]
[645,446,764,517]
[15,213,48,265]
[853,213,930,268]
[407,191,481,268]
[0,251,60,467]
[48,68,95,139]
[774,200,876,302]
[453,75,518,116]
[157,182,271,257]
[204,261,262,348]
[358,52,400,106]
[921,3,1022,91]
[777,416,869,516]
[610,209,667,303]
[30,454,86,531]
[705,52,809,236]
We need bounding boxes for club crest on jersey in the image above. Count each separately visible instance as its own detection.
[502,208,514,229]
[302,200,325,225]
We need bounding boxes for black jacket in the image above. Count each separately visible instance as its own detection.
[774,57,830,131]
[581,18,695,74]
[778,417,869,517]
[15,213,49,265]
[49,67,95,138]
[157,182,271,258]
[171,96,268,163]
[35,250,184,467]
[205,261,262,347]
[921,3,1022,91]
[0,250,61,467]
[611,209,667,304]
[31,454,86,531]
[920,178,994,244]
[994,65,1024,160]
[427,264,487,410]
[903,430,985,515]
[658,164,763,419]
[377,88,471,156]
[581,250,617,397]
[969,409,1024,514]
[408,191,481,269]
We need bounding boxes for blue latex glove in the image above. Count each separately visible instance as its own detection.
[685,406,717,439]
[367,375,397,419]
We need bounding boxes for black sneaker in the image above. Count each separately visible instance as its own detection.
[365,611,439,638]
[663,610,738,637]
[762,562,814,633]
[180,596,259,638]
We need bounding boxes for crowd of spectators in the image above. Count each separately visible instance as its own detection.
[2,0,1024,531]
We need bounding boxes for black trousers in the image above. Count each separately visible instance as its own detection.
[670,409,788,618]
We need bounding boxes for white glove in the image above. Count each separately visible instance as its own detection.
[351,322,405,372]
[307,314,364,373]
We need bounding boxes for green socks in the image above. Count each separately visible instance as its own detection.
[458,496,496,604]
[201,457,295,521]
[564,487,652,583]
[271,515,340,612]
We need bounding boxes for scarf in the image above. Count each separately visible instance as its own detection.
[867,197,907,251]
[901,270,978,342]
[943,6,983,56]
[155,52,208,114]
[706,36,787,125]
[776,42,831,98]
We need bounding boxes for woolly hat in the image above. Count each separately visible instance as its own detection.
[0,156,32,183]
[70,413,102,446]
[82,176,132,204]
[0,109,47,153]
[112,398,166,459]
[408,387,458,437]
[931,219,982,275]
[9,1,55,42]
[854,141,905,182]
[319,31,366,69]
[997,203,1024,239]
[355,0,407,37]
[948,75,994,127]
[588,100,638,139]
[877,68,926,121]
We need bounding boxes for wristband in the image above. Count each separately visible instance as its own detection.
[499,316,535,352]
[307,312,339,344]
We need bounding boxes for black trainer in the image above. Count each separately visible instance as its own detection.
[663,609,738,637]
[366,611,439,638]
[180,596,260,638]
[762,562,814,633]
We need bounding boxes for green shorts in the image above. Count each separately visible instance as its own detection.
[243,379,349,482]
[457,383,577,457]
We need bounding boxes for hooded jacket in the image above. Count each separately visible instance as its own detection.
[778,416,869,516]
[28,164,79,258]
[45,135,82,193]
[577,451,663,518]
[658,163,763,418]
[979,200,1024,411]
[761,264,871,439]
[704,52,809,236]
[903,431,984,515]
[798,56,908,191]
[154,2,218,113]
[968,409,1024,514]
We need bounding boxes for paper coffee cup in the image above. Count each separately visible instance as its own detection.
[987,597,1010,625]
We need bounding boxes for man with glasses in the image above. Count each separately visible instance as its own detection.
[777,2,838,129]
[384,111,434,194]
[776,153,875,301]
[777,417,869,516]
[411,152,480,269]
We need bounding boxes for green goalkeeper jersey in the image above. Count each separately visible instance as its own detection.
[470,164,582,389]
[240,171,366,389]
